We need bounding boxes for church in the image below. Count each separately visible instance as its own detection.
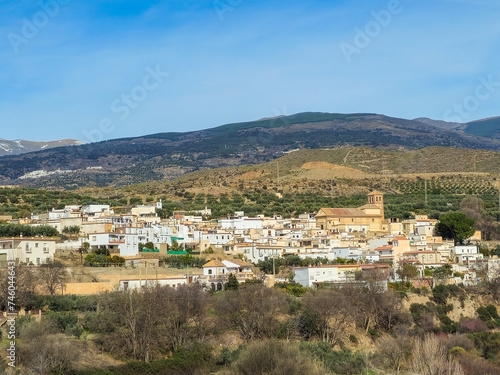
[315,191,387,234]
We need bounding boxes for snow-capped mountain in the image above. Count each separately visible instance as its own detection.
[0,138,85,156]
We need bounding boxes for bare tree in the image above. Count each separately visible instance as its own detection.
[460,196,499,241]
[302,289,353,347]
[217,284,288,340]
[338,281,410,334]
[111,286,167,362]
[162,284,210,351]
[0,263,37,309]
[377,328,413,374]
[37,261,69,295]
[98,284,210,362]
[410,335,464,375]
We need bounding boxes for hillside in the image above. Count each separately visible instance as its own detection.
[73,146,500,206]
[1,112,500,189]
[461,117,500,139]
[3,146,500,221]
[0,138,84,156]
[413,117,461,130]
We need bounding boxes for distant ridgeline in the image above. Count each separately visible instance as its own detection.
[0,112,499,189]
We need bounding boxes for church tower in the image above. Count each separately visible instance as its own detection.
[367,191,384,218]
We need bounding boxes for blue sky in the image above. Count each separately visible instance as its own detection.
[1,0,500,141]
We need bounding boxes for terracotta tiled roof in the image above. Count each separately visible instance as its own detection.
[316,208,366,217]
[375,246,393,250]
[202,260,226,268]
[358,204,381,210]
[367,190,384,196]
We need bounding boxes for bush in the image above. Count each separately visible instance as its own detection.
[300,341,366,375]
[467,331,500,360]
[459,319,489,333]
[432,284,460,305]
[28,294,97,312]
[477,305,500,328]
[162,255,207,269]
[228,340,325,375]
[441,334,475,352]
[216,346,244,367]
[274,281,307,296]
[68,343,214,375]
[45,311,79,333]
[458,353,500,375]
[19,334,81,375]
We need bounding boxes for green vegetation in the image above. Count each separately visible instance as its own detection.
[464,117,500,138]
[0,186,115,218]
[0,223,59,237]
[435,212,476,244]
[2,278,500,374]
[161,255,207,268]
[476,305,500,328]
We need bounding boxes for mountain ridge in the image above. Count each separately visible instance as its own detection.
[1,112,500,189]
[0,138,85,156]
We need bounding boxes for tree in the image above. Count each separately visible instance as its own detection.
[410,335,464,375]
[0,263,36,309]
[378,329,413,374]
[62,225,80,235]
[96,284,210,362]
[435,212,475,245]
[78,242,90,264]
[38,261,69,295]
[460,196,499,241]
[396,263,419,281]
[225,273,239,291]
[302,289,353,347]
[432,264,453,284]
[217,284,287,340]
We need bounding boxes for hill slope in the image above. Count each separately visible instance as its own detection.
[1,112,500,189]
[461,117,500,139]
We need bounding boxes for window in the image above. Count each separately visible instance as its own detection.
[208,269,213,275]
[35,243,39,248]
[25,244,31,253]
[36,258,40,265]
[25,258,29,264]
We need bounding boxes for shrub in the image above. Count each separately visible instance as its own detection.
[459,319,489,333]
[467,331,500,360]
[300,341,366,375]
[230,340,325,375]
[458,353,500,375]
[274,281,307,296]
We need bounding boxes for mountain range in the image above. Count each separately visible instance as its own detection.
[1,112,499,189]
[0,138,84,157]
